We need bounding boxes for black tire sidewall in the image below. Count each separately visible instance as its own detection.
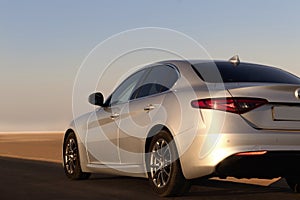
[63,132,89,180]
[146,130,188,197]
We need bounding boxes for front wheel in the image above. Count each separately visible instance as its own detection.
[63,132,90,180]
[147,130,190,197]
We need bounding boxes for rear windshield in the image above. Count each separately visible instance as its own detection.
[192,62,300,84]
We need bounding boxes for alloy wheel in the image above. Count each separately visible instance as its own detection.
[64,138,78,175]
[149,138,172,188]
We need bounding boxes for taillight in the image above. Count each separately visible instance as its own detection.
[191,97,268,114]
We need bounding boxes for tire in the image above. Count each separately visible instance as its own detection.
[286,176,300,193]
[146,130,190,197]
[63,132,91,180]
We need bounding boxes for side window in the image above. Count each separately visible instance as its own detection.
[134,65,179,99]
[109,70,145,106]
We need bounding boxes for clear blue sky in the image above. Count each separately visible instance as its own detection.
[1,0,300,132]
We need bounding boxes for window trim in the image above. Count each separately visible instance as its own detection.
[131,64,180,100]
[104,63,180,107]
[104,68,149,107]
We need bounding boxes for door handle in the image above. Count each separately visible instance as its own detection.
[144,104,155,112]
[110,113,120,119]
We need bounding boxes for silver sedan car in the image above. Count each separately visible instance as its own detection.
[63,56,300,196]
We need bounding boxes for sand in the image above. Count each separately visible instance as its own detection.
[0,132,64,163]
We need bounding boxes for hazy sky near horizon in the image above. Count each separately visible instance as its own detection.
[1,0,300,132]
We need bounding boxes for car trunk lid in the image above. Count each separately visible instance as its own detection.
[226,83,300,130]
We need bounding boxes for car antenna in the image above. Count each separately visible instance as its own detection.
[229,55,240,67]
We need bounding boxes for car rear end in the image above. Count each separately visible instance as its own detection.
[215,83,300,179]
[179,61,300,180]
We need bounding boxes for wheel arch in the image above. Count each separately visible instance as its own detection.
[63,129,75,145]
[145,124,172,155]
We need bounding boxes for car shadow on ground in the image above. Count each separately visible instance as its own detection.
[88,173,295,199]
[180,178,298,200]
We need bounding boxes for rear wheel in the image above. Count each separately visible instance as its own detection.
[147,130,190,197]
[286,176,300,192]
[63,132,90,180]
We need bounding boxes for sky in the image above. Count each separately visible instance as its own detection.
[1,0,300,132]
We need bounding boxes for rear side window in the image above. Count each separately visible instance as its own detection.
[134,65,179,99]
[193,62,300,84]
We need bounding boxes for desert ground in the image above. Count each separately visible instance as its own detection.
[0,132,63,163]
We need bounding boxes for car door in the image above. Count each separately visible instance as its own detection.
[86,69,147,165]
[117,65,180,166]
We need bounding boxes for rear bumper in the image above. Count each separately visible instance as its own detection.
[179,131,300,179]
[215,151,300,179]
[174,109,300,179]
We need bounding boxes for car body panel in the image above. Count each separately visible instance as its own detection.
[117,93,166,165]
[86,107,120,164]
[227,83,300,130]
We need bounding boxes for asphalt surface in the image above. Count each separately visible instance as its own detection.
[1,157,300,200]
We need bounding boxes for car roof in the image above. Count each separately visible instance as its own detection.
[155,59,236,66]
[155,59,274,68]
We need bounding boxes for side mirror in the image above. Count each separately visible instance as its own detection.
[88,92,104,106]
